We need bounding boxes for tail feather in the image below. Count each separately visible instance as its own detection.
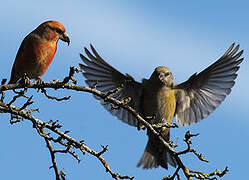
[137,139,177,169]
[137,150,159,169]
[166,151,177,168]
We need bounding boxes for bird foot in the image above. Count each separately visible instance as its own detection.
[21,73,31,85]
[36,76,45,85]
[145,115,155,119]
[152,122,166,129]
[168,140,177,148]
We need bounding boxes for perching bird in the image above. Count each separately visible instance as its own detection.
[9,20,70,84]
[79,43,243,169]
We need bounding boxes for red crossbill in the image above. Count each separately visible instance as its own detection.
[79,43,243,169]
[9,20,70,84]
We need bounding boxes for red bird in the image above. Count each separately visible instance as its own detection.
[9,20,70,84]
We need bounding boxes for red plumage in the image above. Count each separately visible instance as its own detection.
[9,20,70,84]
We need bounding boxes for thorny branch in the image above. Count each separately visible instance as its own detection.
[0,66,228,180]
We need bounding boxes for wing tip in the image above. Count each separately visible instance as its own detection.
[90,44,95,51]
[79,53,84,60]
[84,46,91,54]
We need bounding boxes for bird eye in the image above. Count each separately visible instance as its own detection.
[165,72,170,76]
[55,28,63,34]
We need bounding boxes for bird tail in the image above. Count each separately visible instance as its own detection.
[137,139,177,169]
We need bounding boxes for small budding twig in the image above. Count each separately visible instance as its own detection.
[97,145,109,156]
[62,66,81,85]
[177,131,208,163]
[188,166,229,180]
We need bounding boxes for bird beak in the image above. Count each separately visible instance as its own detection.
[159,72,164,81]
[60,32,70,46]
[158,72,168,84]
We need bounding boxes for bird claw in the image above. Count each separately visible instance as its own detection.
[24,78,31,85]
[36,77,45,85]
[21,73,31,85]
[145,115,155,121]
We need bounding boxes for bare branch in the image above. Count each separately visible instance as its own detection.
[97,145,108,156]
[188,166,229,179]
[43,129,63,180]
[177,131,209,163]
[0,67,228,179]
[20,95,33,110]
[0,100,134,180]
[62,66,81,85]
[41,88,71,101]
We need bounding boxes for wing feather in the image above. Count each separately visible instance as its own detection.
[79,45,143,127]
[174,43,243,126]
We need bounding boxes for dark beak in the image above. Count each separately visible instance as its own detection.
[60,32,70,46]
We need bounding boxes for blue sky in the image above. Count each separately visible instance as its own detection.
[0,1,248,179]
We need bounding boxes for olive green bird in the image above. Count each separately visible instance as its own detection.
[79,43,243,169]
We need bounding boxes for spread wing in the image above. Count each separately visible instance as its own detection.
[79,44,143,127]
[174,43,243,126]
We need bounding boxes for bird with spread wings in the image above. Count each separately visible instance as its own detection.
[79,43,243,170]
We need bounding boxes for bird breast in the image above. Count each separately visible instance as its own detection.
[32,40,57,77]
[142,86,176,125]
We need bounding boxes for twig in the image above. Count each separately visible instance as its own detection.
[43,130,63,180]
[41,88,71,101]
[0,101,134,180]
[0,67,228,179]
[62,66,81,85]
[177,131,209,163]
[20,95,33,110]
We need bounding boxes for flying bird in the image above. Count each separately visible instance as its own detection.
[79,43,243,169]
[9,20,70,84]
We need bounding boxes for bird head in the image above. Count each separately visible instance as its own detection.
[35,20,70,45]
[150,66,173,87]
